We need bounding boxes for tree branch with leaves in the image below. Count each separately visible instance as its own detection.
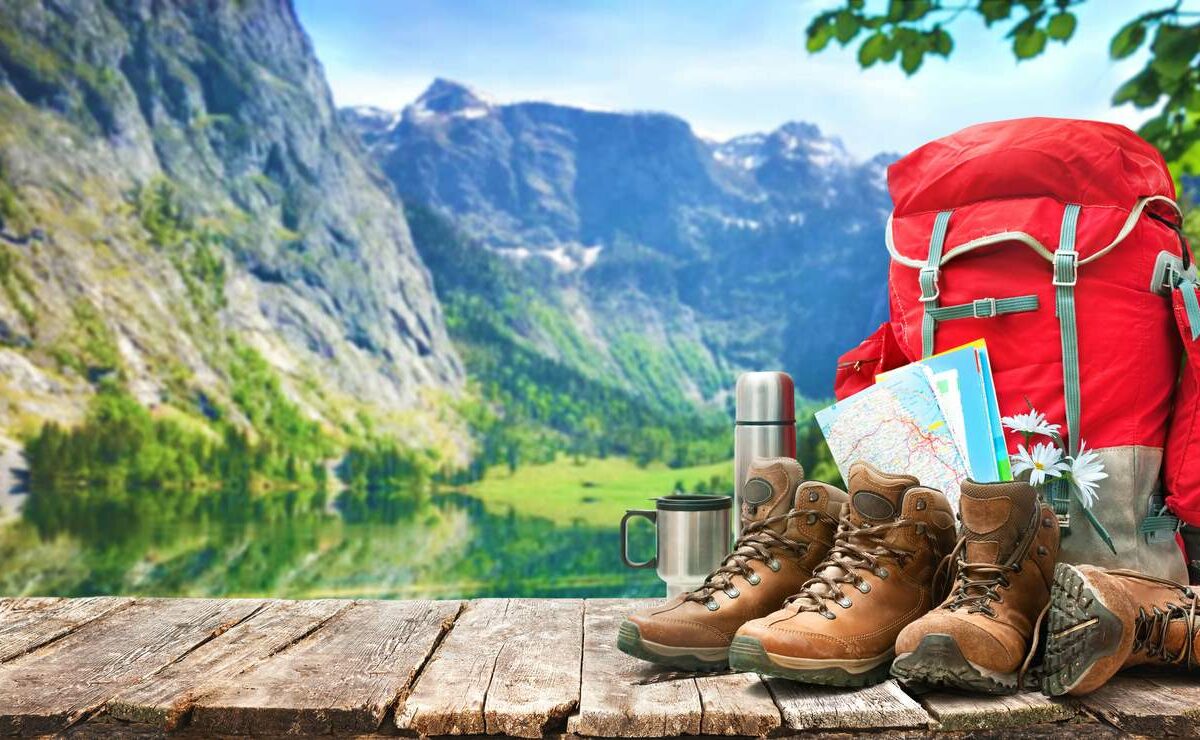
[805,0,1200,165]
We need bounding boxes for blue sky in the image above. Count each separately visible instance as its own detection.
[294,0,1170,158]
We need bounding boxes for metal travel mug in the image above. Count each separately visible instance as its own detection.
[734,372,796,536]
[620,494,732,597]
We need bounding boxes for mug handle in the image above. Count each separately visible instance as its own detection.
[620,509,657,569]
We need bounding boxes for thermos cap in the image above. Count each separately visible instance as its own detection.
[735,371,795,424]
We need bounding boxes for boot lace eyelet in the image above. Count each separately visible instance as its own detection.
[724,586,740,599]
[837,595,852,608]
[856,580,871,594]
[747,573,761,586]
[806,513,818,525]
[821,608,836,620]
[705,598,719,611]
[767,558,781,572]
[875,567,889,579]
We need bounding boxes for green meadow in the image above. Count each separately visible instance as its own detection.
[460,455,732,527]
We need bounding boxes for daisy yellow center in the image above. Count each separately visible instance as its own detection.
[1033,461,1046,470]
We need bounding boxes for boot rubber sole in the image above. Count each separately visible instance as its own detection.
[890,634,1018,695]
[727,635,893,687]
[1041,562,1124,697]
[616,621,729,671]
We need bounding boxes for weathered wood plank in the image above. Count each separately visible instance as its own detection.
[189,599,461,735]
[0,597,133,663]
[106,599,349,730]
[568,599,702,738]
[696,672,781,736]
[1078,673,1200,735]
[394,598,511,735]
[484,599,583,737]
[0,598,261,735]
[768,678,930,731]
[919,690,1073,731]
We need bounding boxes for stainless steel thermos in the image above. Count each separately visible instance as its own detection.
[734,372,797,536]
[620,494,732,597]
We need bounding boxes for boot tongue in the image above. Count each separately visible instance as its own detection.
[846,462,917,527]
[740,458,805,531]
[959,480,1038,565]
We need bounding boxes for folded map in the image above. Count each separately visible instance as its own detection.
[816,364,970,510]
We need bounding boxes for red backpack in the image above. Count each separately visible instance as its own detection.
[834,118,1193,581]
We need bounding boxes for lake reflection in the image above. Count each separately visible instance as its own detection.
[0,486,662,599]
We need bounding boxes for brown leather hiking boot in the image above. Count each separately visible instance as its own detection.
[728,462,957,686]
[617,457,846,670]
[891,479,1060,694]
[1042,564,1200,696]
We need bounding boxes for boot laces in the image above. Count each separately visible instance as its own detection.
[1111,569,1200,667]
[786,516,930,619]
[682,509,836,603]
[946,559,1014,618]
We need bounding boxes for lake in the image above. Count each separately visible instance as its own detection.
[0,486,664,599]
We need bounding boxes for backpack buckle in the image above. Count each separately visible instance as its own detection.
[971,298,997,318]
[1053,249,1078,287]
[918,266,940,302]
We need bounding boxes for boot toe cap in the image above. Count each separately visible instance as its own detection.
[897,611,1022,673]
[628,601,731,648]
[736,610,846,660]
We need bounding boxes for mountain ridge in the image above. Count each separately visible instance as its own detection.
[344,78,895,404]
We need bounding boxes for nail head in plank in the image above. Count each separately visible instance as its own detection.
[568,599,701,738]
[696,672,781,736]
[1079,673,1200,735]
[483,598,583,738]
[0,598,261,735]
[0,597,133,664]
[919,689,1074,731]
[188,599,461,735]
[395,598,513,735]
[107,599,350,730]
[768,677,930,731]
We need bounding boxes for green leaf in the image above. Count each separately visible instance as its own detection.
[1150,24,1200,81]
[849,0,865,8]
[1112,68,1162,108]
[886,0,907,22]
[902,0,932,22]
[858,32,888,67]
[980,0,1013,25]
[1110,20,1147,59]
[931,27,953,56]
[901,46,924,75]
[834,11,859,44]
[1047,12,1076,42]
[806,17,835,53]
[1013,28,1048,59]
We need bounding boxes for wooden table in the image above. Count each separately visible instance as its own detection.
[0,597,1192,737]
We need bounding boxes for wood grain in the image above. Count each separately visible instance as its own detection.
[768,678,930,731]
[919,689,1073,731]
[483,598,583,737]
[107,599,349,730]
[696,672,781,736]
[568,599,702,738]
[0,598,261,735]
[188,599,460,735]
[1078,673,1200,735]
[0,597,132,663]
[394,598,511,735]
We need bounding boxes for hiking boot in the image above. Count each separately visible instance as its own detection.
[1042,564,1200,696]
[618,457,846,670]
[891,479,1060,694]
[728,462,957,686]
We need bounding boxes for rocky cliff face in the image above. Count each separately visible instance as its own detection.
[345,81,894,402]
[0,1,464,448]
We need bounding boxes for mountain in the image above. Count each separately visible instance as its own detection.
[0,1,464,454]
[344,80,895,405]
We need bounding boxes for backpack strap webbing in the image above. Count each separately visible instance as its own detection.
[926,295,1040,321]
[920,210,952,357]
[1054,203,1115,553]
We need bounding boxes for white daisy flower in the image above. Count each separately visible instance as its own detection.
[1011,442,1068,487]
[1001,410,1060,438]
[1066,443,1107,508]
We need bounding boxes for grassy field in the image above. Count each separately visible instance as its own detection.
[456,455,732,527]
